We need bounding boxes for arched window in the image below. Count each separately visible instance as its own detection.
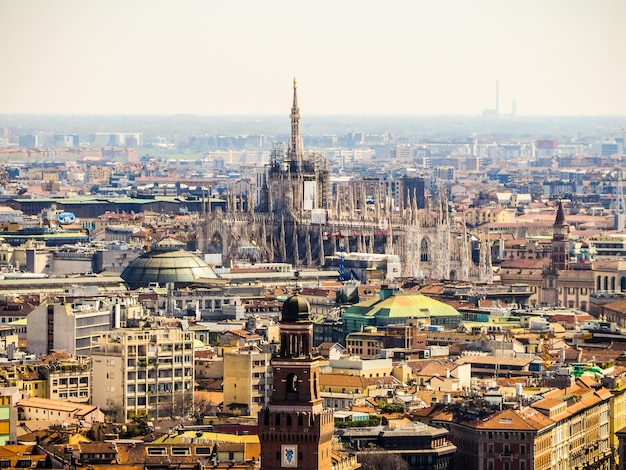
[621,277,626,292]
[287,373,298,393]
[611,277,616,292]
[209,232,223,254]
[420,239,429,262]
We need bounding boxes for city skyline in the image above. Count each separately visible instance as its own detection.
[2,0,626,116]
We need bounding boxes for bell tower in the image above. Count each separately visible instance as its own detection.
[258,285,334,470]
[551,200,570,271]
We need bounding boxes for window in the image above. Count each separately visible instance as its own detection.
[147,448,167,456]
[171,448,190,456]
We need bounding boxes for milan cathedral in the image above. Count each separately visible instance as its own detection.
[203,80,491,283]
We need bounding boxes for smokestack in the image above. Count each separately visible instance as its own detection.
[496,80,500,115]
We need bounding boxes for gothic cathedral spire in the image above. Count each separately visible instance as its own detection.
[289,78,303,167]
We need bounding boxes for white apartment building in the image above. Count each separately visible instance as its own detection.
[168,287,243,321]
[27,299,112,357]
[90,327,195,422]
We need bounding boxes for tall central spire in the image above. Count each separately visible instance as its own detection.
[289,78,303,166]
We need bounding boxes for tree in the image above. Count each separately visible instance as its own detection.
[335,291,349,305]
[358,451,409,470]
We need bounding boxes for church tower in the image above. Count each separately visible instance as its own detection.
[551,200,570,271]
[542,200,569,306]
[258,285,334,470]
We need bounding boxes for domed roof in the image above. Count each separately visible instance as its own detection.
[281,293,311,323]
[121,237,218,289]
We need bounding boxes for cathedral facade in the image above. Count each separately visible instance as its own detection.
[204,81,489,282]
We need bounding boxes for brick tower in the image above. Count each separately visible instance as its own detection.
[258,285,334,470]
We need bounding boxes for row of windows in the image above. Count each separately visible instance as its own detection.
[146,447,214,456]
[52,377,89,386]
[487,461,525,470]
[127,369,192,380]
[53,391,88,399]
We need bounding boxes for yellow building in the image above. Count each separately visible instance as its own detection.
[603,375,626,469]
[0,365,47,399]
[464,206,516,227]
[222,347,272,417]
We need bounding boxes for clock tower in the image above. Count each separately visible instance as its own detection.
[258,287,334,470]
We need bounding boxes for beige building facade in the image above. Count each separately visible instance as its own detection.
[91,327,195,421]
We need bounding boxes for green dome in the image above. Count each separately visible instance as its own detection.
[121,237,218,289]
[342,290,461,335]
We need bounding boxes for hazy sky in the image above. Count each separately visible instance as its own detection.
[2,1,625,116]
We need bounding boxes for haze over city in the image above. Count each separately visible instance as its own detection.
[2,0,626,116]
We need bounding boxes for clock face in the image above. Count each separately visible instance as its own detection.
[281,444,298,468]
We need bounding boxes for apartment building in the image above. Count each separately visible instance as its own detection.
[27,298,112,357]
[90,327,195,422]
[42,361,91,403]
[431,378,612,470]
[0,387,18,445]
